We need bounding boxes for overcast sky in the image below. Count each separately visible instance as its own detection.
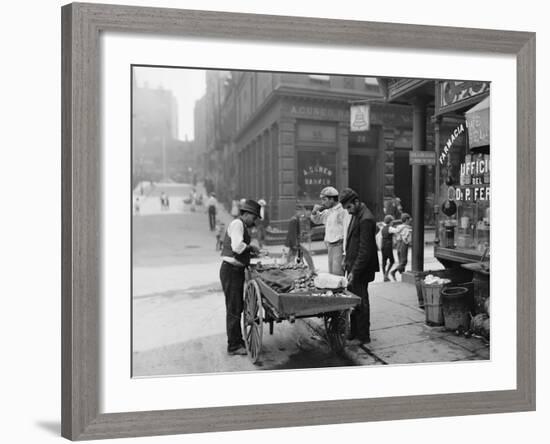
[134,66,207,141]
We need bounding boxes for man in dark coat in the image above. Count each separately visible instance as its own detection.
[340,188,380,343]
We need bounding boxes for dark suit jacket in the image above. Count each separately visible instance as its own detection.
[285,216,300,249]
[344,203,379,281]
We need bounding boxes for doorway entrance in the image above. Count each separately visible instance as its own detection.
[349,152,380,219]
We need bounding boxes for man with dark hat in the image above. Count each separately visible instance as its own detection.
[339,187,379,343]
[219,199,262,355]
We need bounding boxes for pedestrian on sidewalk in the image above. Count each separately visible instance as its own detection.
[285,207,302,263]
[256,199,269,248]
[340,188,379,344]
[310,186,348,276]
[206,192,218,231]
[380,215,399,281]
[391,213,413,281]
[219,199,262,356]
[215,219,225,251]
[230,199,240,218]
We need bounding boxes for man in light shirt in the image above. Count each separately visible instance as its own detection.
[219,199,261,356]
[206,192,218,231]
[310,186,347,275]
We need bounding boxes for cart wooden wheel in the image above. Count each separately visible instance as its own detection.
[242,279,263,363]
[324,310,349,353]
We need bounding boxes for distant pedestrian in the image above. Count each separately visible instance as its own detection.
[340,188,379,344]
[256,199,269,248]
[391,213,413,281]
[160,192,168,211]
[380,215,399,281]
[384,196,402,220]
[310,186,347,276]
[231,199,240,218]
[134,197,140,215]
[285,207,302,263]
[215,220,226,251]
[206,192,218,231]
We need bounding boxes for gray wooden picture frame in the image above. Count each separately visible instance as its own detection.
[61,2,536,440]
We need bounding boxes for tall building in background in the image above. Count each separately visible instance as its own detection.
[132,81,183,185]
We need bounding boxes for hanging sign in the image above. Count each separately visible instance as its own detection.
[409,151,436,165]
[350,104,370,132]
[465,97,490,148]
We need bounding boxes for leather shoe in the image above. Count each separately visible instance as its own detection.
[227,345,248,356]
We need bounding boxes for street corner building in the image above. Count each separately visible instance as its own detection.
[194,71,429,231]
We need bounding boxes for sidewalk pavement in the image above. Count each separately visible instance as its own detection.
[305,281,489,366]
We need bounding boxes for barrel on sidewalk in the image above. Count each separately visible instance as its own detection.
[415,268,474,327]
[441,286,473,331]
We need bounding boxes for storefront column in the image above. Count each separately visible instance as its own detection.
[270,124,279,220]
[264,130,271,205]
[258,135,265,200]
[278,118,297,221]
[411,97,429,272]
[337,122,349,190]
[433,115,442,245]
[382,127,396,205]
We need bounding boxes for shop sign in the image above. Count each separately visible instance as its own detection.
[453,186,490,202]
[449,153,490,202]
[297,123,337,142]
[436,81,489,115]
[290,105,347,121]
[460,154,490,185]
[303,165,334,186]
[439,124,465,165]
[350,104,370,132]
[409,151,436,165]
[465,97,490,148]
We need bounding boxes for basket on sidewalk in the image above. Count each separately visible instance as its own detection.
[421,282,446,326]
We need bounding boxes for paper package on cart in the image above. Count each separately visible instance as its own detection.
[313,273,348,289]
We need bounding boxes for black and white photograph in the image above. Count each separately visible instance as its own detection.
[3,0,545,442]
[131,67,491,377]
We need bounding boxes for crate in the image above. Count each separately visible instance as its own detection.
[421,282,446,326]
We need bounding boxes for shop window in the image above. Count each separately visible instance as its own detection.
[297,151,337,201]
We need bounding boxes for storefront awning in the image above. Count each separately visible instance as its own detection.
[465,96,490,149]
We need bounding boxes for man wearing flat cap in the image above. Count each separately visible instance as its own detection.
[219,199,261,355]
[339,188,379,343]
[310,186,348,275]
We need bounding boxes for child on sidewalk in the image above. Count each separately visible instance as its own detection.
[215,220,226,251]
[380,215,399,281]
[390,213,412,281]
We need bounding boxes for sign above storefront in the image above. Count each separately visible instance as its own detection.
[409,151,436,165]
[439,124,465,165]
[448,153,490,202]
[289,105,347,121]
[435,81,490,116]
[465,97,490,148]
[350,104,370,132]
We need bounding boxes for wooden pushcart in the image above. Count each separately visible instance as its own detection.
[242,264,361,364]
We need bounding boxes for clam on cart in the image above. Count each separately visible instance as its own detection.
[242,256,361,364]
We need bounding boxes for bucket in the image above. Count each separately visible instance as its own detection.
[421,283,445,326]
[441,286,470,330]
